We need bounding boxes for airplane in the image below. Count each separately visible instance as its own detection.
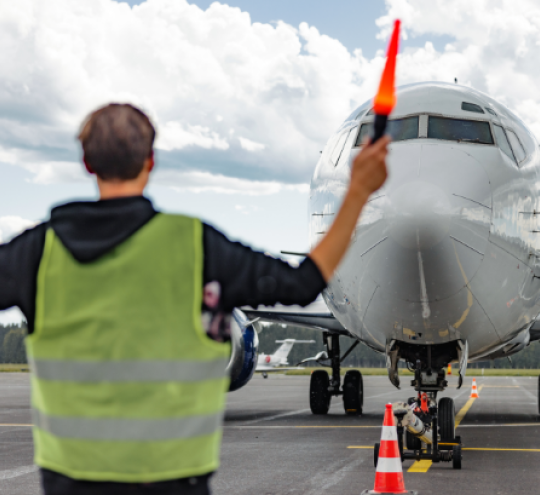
[256,339,315,378]
[225,82,540,438]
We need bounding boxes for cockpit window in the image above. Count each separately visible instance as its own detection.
[356,116,419,146]
[492,124,515,162]
[428,116,494,144]
[330,130,350,165]
[485,107,497,116]
[506,130,526,162]
[462,102,484,114]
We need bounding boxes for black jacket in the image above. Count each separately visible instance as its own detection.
[0,196,326,335]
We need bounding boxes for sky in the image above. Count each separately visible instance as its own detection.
[1,0,540,323]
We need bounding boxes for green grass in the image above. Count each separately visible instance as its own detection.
[2,364,539,376]
[0,364,29,372]
[284,367,540,377]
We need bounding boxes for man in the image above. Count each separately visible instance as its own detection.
[0,104,389,494]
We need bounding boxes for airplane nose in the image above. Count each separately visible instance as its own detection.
[357,144,491,304]
[388,180,451,250]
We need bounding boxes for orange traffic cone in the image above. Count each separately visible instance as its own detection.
[447,363,452,375]
[470,378,479,398]
[362,404,417,495]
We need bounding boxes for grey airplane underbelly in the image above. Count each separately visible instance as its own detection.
[310,82,540,365]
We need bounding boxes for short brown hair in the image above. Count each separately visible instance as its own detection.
[78,103,155,180]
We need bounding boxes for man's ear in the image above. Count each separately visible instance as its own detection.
[83,157,95,175]
[147,151,155,173]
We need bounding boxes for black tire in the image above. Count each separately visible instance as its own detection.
[310,370,331,414]
[452,444,462,469]
[405,430,421,451]
[438,397,455,441]
[374,442,380,468]
[343,370,363,415]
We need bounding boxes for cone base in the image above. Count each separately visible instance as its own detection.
[361,491,418,495]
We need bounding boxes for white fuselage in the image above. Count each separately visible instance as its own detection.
[257,354,288,369]
[310,82,540,362]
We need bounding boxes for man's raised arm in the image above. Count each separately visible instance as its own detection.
[309,136,390,281]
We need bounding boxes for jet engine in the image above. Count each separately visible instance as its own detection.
[227,309,259,392]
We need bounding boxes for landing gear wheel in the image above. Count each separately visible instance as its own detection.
[343,370,363,415]
[438,397,456,441]
[405,430,421,450]
[262,373,268,379]
[374,442,380,468]
[310,370,331,415]
[452,444,462,469]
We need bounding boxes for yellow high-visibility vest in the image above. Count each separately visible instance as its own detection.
[26,214,230,482]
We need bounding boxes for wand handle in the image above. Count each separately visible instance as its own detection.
[371,114,388,144]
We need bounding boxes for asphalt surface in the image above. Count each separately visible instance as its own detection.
[1,373,540,494]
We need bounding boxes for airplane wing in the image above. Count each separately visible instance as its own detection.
[242,296,349,334]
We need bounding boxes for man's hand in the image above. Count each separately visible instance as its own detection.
[349,135,390,199]
[309,135,390,282]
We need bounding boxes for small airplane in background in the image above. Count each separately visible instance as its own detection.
[256,339,315,378]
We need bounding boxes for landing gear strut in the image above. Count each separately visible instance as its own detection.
[309,332,363,415]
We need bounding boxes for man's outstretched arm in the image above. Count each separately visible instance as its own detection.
[309,136,390,281]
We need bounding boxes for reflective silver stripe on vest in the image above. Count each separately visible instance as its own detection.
[32,409,223,440]
[29,358,228,383]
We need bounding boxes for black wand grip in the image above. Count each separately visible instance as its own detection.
[371,114,388,144]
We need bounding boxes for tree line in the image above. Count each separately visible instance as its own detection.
[1,321,540,369]
[258,323,540,369]
[0,323,27,363]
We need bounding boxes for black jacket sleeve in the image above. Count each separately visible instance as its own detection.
[0,219,326,336]
[0,223,47,333]
[202,224,326,311]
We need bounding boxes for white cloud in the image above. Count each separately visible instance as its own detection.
[0,216,36,243]
[238,137,265,152]
[157,122,229,151]
[155,169,309,195]
[234,204,259,215]
[0,0,366,187]
[27,161,89,184]
[1,0,540,191]
[377,0,540,135]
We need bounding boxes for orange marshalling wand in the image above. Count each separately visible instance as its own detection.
[371,19,401,143]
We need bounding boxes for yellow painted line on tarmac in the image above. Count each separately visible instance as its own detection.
[455,384,484,428]
[296,425,379,428]
[481,385,519,388]
[347,445,540,453]
[463,447,540,452]
[486,423,540,427]
[407,459,432,472]
[407,460,432,472]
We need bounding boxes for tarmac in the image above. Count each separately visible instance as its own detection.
[1,372,540,494]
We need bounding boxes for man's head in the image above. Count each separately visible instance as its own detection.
[78,103,155,181]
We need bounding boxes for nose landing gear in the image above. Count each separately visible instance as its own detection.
[374,396,463,470]
[308,332,363,415]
